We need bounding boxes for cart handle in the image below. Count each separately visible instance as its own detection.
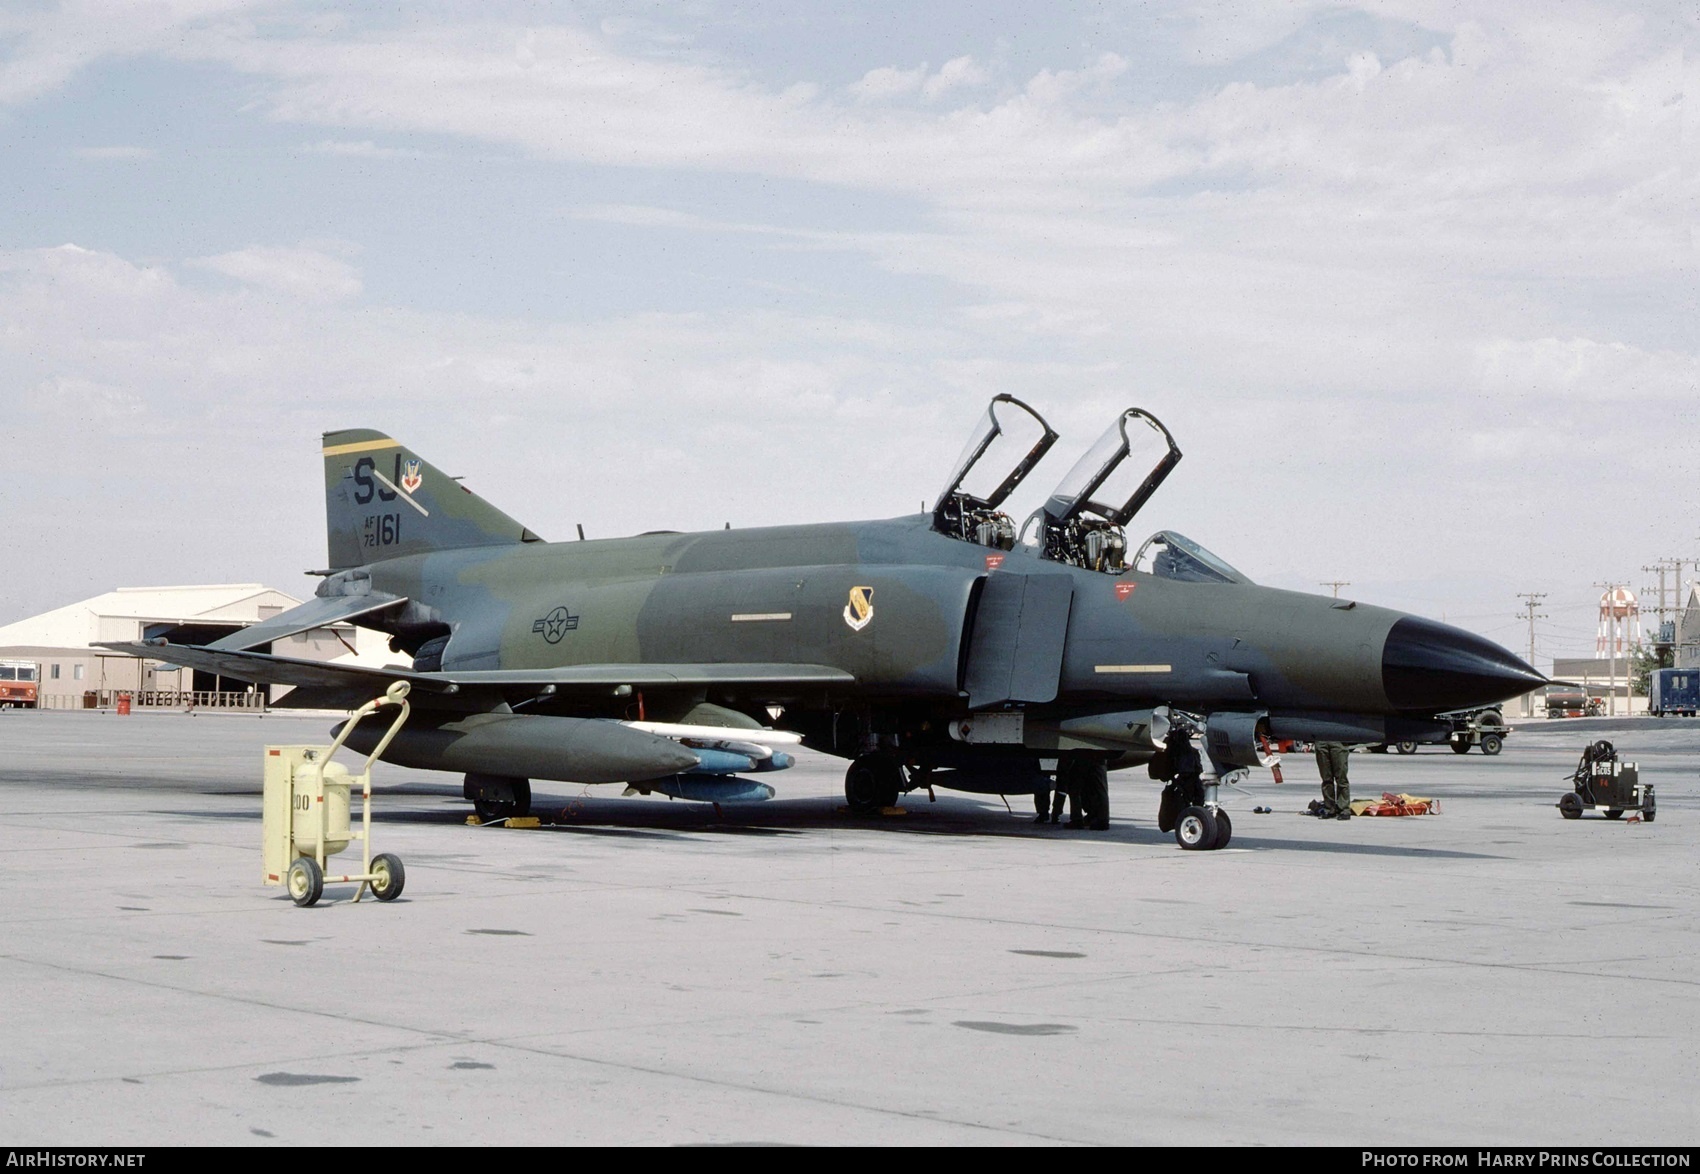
[320,680,413,774]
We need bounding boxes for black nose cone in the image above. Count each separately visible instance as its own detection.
[1382,616,1546,712]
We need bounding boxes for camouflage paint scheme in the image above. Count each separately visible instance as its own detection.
[103,418,1543,813]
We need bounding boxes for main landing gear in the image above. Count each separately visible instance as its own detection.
[465,773,532,821]
[1158,774,1234,850]
[844,753,904,814]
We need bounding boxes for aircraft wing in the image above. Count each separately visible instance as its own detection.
[204,593,408,652]
[95,640,855,698]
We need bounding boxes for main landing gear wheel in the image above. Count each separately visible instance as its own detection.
[287,857,323,907]
[844,753,902,814]
[1558,792,1583,820]
[1450,740,1472,755]
[1395,741,1418,755]
[465,774,532,821]
[370,853,406,901]
[1175,805,1218,851]
[1643,789,1656,823]
[1480,734,1503,756]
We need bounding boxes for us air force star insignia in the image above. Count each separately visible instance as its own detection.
[400,458,423,495]
[532,606,580,643]
[843,586,874,632]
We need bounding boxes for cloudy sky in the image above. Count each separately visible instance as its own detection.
[0,1,1692,669]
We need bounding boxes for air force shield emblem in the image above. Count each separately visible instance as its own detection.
[400,458,423,495]
[843,586,875,632]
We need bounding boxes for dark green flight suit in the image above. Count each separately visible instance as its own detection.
[1064,757,1110,830]
[1314,741,1352,817]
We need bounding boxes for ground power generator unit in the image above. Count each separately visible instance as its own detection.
[1560,739,1655,821]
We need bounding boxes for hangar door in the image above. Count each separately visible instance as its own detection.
[963,573,1074,709]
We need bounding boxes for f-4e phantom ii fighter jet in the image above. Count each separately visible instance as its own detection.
[104,397,1544,849]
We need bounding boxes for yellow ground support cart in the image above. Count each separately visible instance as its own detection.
[262,681,412,907]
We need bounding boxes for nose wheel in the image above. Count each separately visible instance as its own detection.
[1175,804,1231,850]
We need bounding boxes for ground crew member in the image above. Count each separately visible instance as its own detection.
[1066,757,1110,830]
[1044,775,1078,825]
[1314,741,1353,819]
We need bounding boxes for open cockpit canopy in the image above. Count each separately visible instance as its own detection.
[1030,409,1182,573]
[1041,409,1181,526]
[932,394,1059,548]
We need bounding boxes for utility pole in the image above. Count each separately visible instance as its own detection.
[1641,558,1685,653]
[1595,580,1625,716]
[1515,593,1546,717]
[1320,580,1350,599]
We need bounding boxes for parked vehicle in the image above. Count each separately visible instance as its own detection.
[1365,707,1510,755]
[1648,668,1700,717]
[1545,686,1602,719]
[0,659,39,708]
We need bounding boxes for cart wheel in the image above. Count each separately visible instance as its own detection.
[1558,792,1583,820]
[1395,741,1418,755]
[1643,789,1656,823]
[1212,809,1232,849]
[370,853,406,901]
[1175,805,1218,851]
[1604,808,1623,820]
[1480,734,1503,756]
[287,857,323,907]
[1450,740,1472,754]
[1367,744,1388,754]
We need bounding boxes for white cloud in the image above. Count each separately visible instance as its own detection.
[922,56,989,100]
[0,0,266,107]
[849,64,926,102]
[188,245,363,301]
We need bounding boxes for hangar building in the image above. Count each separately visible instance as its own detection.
[0,584,390,708]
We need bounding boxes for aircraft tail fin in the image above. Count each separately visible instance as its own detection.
[321,429,543,569]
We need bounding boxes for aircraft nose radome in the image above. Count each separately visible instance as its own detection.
[1382,616,1546,712]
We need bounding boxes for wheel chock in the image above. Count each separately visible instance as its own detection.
[507,816,541,829]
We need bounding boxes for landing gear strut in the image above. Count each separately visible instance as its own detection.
[465,773,532,821]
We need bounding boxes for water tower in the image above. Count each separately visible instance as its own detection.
[1596,586,1641,655]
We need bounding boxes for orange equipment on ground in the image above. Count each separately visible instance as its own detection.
[1351,792,1440,817]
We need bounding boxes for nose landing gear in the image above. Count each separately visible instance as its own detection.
[1163,773,1234,850]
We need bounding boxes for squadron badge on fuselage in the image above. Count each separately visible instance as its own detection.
[843,586,875,632]
[400,459,423,495]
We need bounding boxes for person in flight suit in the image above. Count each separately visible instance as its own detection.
[1314,741,1354,820]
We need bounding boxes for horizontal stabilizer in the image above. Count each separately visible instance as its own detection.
[96,640,855,701]
[205,593,405,652]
